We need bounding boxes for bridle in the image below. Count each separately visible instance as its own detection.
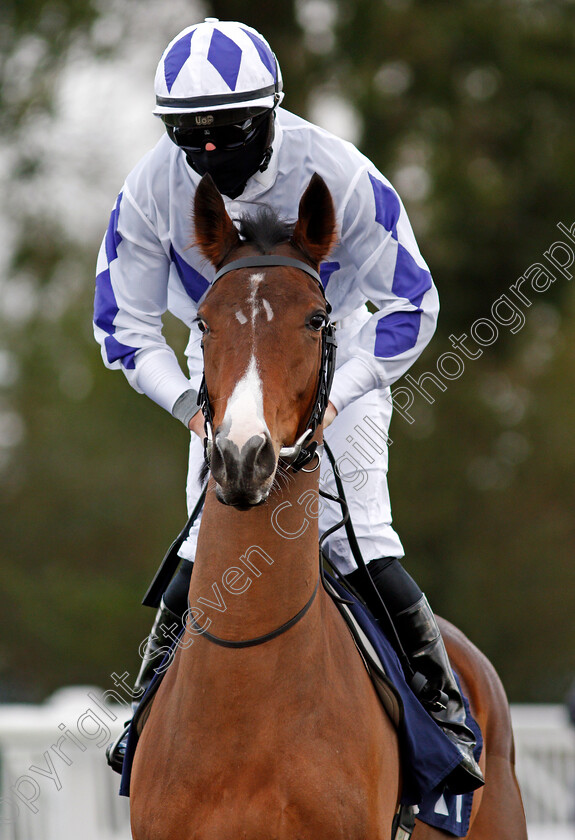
[197,254,337,473]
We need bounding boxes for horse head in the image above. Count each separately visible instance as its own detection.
[193,173,336,508]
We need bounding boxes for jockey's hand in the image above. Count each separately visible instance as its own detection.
[189,409,206,439]
[323,401,338,429]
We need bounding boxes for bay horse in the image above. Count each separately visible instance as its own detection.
[129,173,527,839]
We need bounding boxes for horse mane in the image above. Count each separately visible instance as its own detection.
[238,206,294,253]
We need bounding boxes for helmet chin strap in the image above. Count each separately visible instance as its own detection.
[258,110,276,174]
[258,145,273,174]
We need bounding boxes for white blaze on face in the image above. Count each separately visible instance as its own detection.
[220,272,273,449]
[222,355,269,449]
[248,272,264,326]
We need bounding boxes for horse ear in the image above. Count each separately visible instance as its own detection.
[292,173,337,265]
[193,174,240,266]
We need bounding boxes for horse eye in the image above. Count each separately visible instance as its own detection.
[308,314,325,331]
[197,319,209,334]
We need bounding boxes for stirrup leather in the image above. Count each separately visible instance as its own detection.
[410,671,448,713]
[392,804,415,839]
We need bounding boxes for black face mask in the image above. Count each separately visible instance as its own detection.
[184,115,273,199]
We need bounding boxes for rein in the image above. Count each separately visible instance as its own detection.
[197,254,337,473]
[187,577,320,649]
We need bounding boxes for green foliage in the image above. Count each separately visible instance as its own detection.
[390,295,575,700]
[0,0,98,132]
[1,0,574,704]
[0,289,188,698]
[333,0,575,332]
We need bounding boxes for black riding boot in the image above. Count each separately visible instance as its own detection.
[106,598,185,773]
[346,557,484,794]
[106,560,195,772]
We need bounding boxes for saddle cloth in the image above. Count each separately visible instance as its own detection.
[326,575,483,837]
[119,577,482,837]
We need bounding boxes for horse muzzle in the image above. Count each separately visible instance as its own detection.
[210,430,277,508]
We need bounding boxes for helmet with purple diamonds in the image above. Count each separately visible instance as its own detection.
[154,19,284,198]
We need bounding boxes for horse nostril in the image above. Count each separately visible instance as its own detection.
[211,435,237,485]
[243,434,276,483]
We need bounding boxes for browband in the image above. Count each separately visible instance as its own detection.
[213,255,323,287]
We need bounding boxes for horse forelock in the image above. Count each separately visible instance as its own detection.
[238,206,294,254]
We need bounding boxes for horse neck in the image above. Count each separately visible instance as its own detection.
[188,465,322,641]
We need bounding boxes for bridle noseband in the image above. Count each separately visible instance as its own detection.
[197,254,337,473]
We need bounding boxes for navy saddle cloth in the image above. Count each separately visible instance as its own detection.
[120,577,482,837]
[328,576,483,836]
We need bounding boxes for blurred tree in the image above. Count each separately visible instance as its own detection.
[0,0,574,703]
[390,295,575,701]
[0,0,98,132]
[333,0,575,331]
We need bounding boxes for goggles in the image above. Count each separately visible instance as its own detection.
[162,108,271,153]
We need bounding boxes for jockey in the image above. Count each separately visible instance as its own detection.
[96,18,483,792]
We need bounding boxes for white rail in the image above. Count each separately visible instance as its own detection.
[512,704,575,840]
[0,687,130,840]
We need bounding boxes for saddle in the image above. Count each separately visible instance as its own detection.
[323,575,403,726]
